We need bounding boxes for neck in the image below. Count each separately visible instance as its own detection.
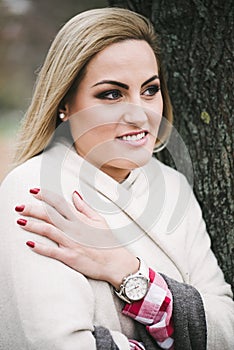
[100,165,131,183]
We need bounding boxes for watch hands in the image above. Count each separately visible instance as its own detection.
[127,285,140,292]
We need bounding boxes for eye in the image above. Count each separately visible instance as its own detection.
[143,85,161,97]
[96,89,122,100]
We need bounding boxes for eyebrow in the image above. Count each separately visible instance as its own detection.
[92,75,159,90]
[142,75,159,87]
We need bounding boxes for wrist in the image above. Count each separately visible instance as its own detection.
[114,257,150,303]
[108,257,140,290]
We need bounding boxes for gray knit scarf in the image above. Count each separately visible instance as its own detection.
[93,274,207,350]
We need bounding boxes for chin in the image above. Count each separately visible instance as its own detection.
[107,152,153,170]
[83,143,154,172]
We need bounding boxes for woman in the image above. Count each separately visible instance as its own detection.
[0,8,233,350]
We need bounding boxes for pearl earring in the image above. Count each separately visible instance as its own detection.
[59,112,66,120]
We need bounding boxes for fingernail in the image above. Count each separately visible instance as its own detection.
[26,241,35,248]
[29,188,40,194]
[17,218,27,226]
[15,205,25,212]
[74,191,83,200]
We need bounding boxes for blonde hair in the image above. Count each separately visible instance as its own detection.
[13,7,173,166]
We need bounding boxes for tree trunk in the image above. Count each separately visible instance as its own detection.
[109,0,234,291]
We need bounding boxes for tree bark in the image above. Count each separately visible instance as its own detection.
[109,0,234,291]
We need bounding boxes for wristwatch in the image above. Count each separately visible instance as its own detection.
[114,257,150,304]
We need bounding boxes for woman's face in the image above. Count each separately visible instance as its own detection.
[64,40,163,182]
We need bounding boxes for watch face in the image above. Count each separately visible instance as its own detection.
[125,276,149,301]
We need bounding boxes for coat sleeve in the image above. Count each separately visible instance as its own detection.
[161,274,206,350]
[185,187,234,350]
[0,166,130,350]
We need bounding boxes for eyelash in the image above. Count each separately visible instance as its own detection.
[96,85,161,101]
[143,85,161,96]
[97,90,122,100]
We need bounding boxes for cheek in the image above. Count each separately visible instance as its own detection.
[71,122,117,156]
[147,95,163,132]
[148,111,163,138]
[154,93,163,120]
[68,105,120,141]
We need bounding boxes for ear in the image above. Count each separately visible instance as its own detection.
[58,104,70,121]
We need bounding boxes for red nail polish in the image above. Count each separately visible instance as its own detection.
[17,218,27,226]
[26,241,35,248]
[74,191,83,200]
[29,188,40,194]
[15,205,25,212]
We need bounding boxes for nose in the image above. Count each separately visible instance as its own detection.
[121,103,148,127]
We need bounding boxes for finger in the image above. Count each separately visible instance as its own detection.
[29,188,78,221]
[15,203,61,225]
[17,218,72,247]
[72,191,100,220]
[25,240,72,265]
[15,202,68,229]
[25,240,87,277]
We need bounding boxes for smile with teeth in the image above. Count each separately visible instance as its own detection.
[118,132,147,141]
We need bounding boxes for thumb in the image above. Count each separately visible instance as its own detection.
[72,191,100,220]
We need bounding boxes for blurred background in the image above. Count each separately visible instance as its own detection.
[0,0,107,181]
